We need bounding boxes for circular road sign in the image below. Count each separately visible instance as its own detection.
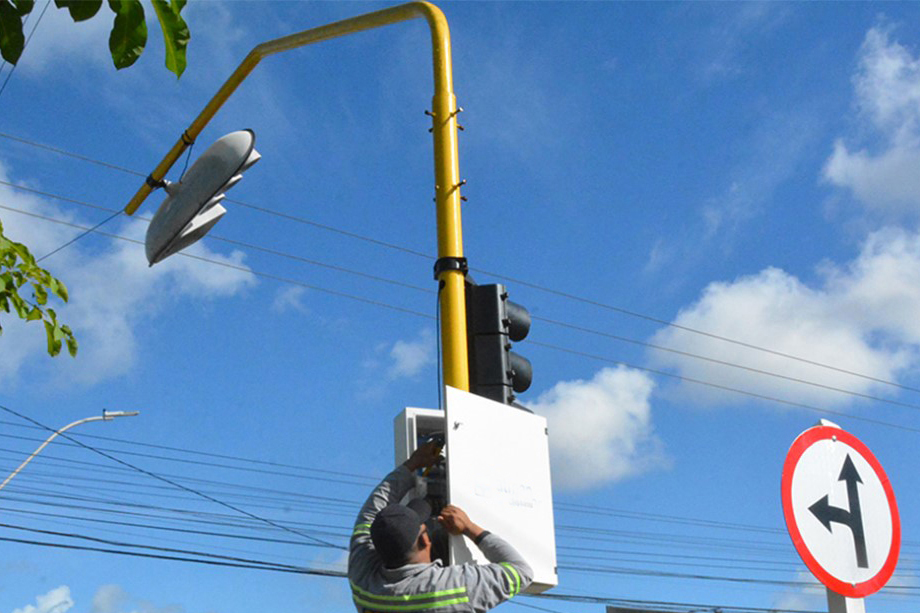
[781,425,900,598]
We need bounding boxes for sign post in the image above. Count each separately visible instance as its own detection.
[781,420,900,613]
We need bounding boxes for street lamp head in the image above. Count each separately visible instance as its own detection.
[102,410,141,420]
[145,130,261,266]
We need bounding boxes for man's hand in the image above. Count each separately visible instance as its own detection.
[403,441,442,472]
[438,505,484,541]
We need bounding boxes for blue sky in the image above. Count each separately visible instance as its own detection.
[1,2,920,612]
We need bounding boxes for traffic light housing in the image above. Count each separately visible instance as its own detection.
[145,130,261,265]
[465,282,532,405]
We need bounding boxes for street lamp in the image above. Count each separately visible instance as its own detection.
[0,409,140,493]
[122,1,471,392]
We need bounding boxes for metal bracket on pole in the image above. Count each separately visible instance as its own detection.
[827,588,866,613]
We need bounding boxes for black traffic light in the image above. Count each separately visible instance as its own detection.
[465,282,532,405]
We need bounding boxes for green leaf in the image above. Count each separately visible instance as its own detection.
[107,0,146,70]
[48,276,69,302]
[11,0,34,17]
[25,305,42,321]
[54,0,102,21]
[0,1,25,65]
[151,0,188,78]
[33,281,47,305]
[44,320,61,356]
[65,333,78,357]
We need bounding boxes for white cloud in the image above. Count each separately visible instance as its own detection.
[824,26,920,213]
[91,585,127,613]
[271,286,309,314]
[772,570,824,612]
[529,367,667,491]
[650,227,920,408]
[14,6,112,76]
[0,162,256,387]
[89,584,183,613]
[387,328,435,379]
[12,586,73,613]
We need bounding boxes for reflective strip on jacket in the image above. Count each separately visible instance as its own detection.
[347,465,534,613]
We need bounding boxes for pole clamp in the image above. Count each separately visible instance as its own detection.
[181,130,195,146]
[433,256,468,280]
[146,175,167,189]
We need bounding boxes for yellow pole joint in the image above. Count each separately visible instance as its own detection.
[122,2,470,391]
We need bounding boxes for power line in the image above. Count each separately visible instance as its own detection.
[0,1,51,101]
[6,198,920,432]
[0,417,377,482]
[535,314,920,414]
[0,203,434,321]
[0,403,345,550]
[2,130,918,396]
[531,340,920,434]
[5,422,919,551]
[6,179,920,416]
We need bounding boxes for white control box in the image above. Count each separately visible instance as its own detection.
[393,386,558,593]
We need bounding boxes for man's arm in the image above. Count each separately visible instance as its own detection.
[347,443,441,582]
[438,505,534,612]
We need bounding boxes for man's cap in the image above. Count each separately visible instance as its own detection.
[371,501,429,568]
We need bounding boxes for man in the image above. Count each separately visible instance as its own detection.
[348,442,533,613]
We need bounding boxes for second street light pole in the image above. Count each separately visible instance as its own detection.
[0,410,140,493]
[123,2,470,392]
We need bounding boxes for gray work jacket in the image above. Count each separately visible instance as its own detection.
[347,465,534,613]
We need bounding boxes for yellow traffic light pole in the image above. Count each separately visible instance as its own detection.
[124,2,470,392]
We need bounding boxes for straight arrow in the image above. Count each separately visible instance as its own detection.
[808,454,868,568]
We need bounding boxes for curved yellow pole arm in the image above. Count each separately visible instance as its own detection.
[123,2,469,391]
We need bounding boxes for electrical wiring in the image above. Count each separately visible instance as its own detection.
[0,403,347,550]
[0,534,340,576]
[0,418,378,482]
[7,182,920,423]
[3,131,920,397]
[0,429,377,487]
[0,1,51,101]
[534,314,920,414]
[0,532,851,613]
[530,340,920,434]
[524,592,823,613]
[554,501,784,534]
[5,183,920,424]
[0,202,436,321]
[5,201,920,439]
[0,521,315,571]
[4,426,919,557]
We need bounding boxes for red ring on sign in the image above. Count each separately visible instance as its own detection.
[781,426,900,598]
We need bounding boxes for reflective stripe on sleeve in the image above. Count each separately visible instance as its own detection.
[499,562,522,597]
[353,523,372,537]
[350,583,468,611]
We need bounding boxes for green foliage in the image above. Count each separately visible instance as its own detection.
[0,220,77,358]
[151,0,187,78]
[1,0,189,77]
[54,0,102,22]
[108,0,147,70]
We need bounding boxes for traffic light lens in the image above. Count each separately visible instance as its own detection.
[510,352,532,393]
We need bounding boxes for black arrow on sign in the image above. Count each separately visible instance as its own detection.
[808,454,868,568]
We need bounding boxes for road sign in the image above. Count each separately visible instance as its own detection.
[781,423,900,598]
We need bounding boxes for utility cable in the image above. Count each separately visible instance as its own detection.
[0,403,345,550]
[5,192,920,423]
[6,178,920,411]
[0,0,51,101]
[1,132,918,395]
[535,314,920,414]
[0,417,377,482]
[531,340,920,434]
[36,210,121,262]
[0,203,434,321]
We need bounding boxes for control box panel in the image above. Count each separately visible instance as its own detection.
[393,387,557,593]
